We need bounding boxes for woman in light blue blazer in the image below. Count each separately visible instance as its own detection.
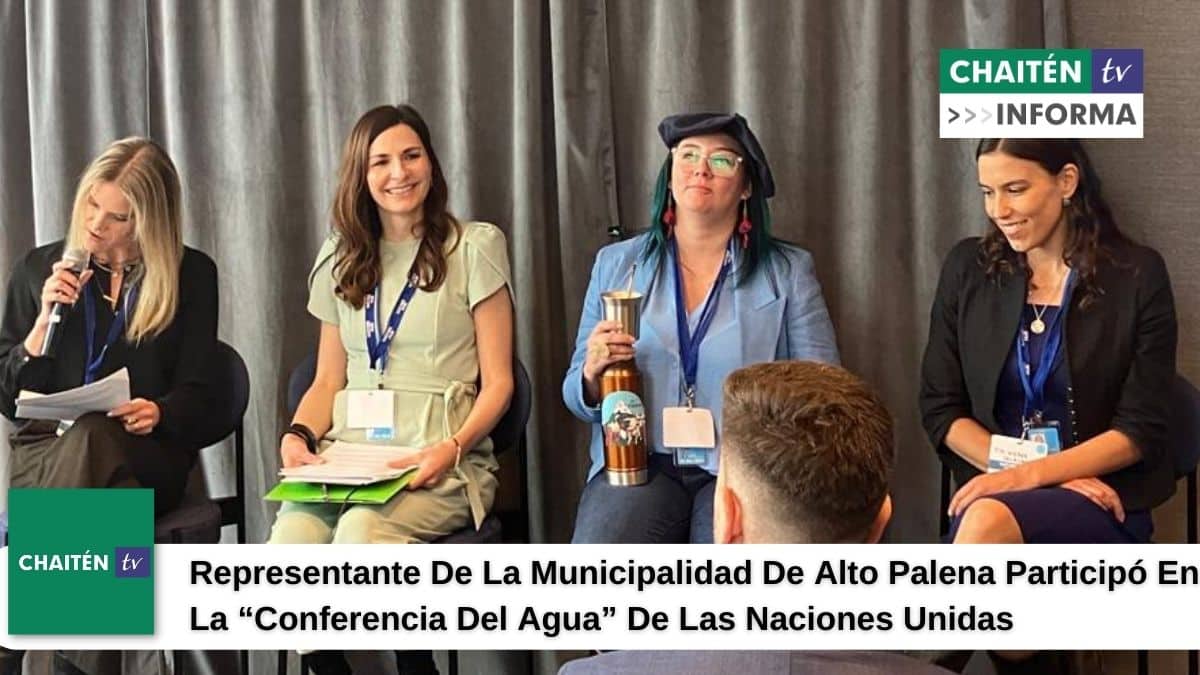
[563,112,840,543]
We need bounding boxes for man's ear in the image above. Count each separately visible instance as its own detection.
[713,470,745,544]
[864,494,893,543]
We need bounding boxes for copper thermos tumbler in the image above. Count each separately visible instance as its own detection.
[599,290,648,486]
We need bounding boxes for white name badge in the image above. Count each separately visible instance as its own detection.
[347,389,395,440]
[987,434,1049,473]
[662,407,716,449]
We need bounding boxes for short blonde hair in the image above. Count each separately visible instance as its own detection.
[67,137,183,341]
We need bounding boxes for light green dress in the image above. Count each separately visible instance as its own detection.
[269,222,511,544]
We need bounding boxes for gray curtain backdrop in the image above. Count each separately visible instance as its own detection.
[2,1,1196,673]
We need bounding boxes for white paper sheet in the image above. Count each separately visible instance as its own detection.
[15,367,131,421]
[279,441,420,485]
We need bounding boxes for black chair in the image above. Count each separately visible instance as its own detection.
[1168,375,1200,547]
[939,374,1200,544]
[278,354,532,675]
[148,341,249,675]
[935,374,1200,675]
[154,340,249,544]
[937,462,954,539]
[1140,375,1200,675]
[0,343,250,674]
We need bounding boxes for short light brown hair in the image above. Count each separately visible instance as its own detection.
[721,360,894,542]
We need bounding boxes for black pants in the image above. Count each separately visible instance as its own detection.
[8,414,192,675]
[308,650,438,675]
[10,413,194,516]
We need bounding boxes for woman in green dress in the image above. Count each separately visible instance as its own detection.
[268,104,514,546]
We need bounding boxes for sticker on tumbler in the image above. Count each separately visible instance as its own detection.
[601,391,646,449]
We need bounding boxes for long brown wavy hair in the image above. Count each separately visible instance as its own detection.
[976,139,1130,309]
[331,104,460,308]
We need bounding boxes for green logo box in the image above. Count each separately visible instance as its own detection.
[8,489,154,635]
[940,49,1093,93]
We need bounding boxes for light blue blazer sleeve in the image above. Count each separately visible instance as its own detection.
[778,245,840,365]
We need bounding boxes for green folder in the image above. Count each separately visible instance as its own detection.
[265,471,416,504]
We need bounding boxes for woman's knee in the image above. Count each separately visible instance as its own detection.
[268,510,333,544]
[954,498,1023,543]
[572,473,691,543]
[332,508,384,544]
[62,413,124,446]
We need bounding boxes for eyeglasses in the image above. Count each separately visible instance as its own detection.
[671,147,744,178]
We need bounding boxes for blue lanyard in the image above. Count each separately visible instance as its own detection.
[82,280,139,385]
[365,265,420,383]
[1016,269,1075,427]
[671,238,733,407]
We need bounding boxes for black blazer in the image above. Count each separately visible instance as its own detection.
[0,240,219,452]
[919,237,1177,512]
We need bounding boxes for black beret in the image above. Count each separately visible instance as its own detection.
[657,112,775,198]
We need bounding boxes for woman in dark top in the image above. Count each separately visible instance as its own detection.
[0,136,218,520]
[920,138,1176,544]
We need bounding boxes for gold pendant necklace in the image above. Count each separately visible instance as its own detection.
[93,275,118,306]
[1029,267,1068,335]
[1029,312,1047,335]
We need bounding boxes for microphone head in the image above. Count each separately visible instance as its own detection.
[62,248,90,275]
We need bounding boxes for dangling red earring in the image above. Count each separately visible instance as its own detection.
[662,192,676,238]
[737,199,751,249]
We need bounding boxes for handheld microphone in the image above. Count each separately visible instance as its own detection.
[40,247,90,358]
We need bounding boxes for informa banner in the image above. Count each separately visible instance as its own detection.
[4,543,1200,651]
[939,49,1145,138]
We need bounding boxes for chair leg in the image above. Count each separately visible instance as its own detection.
[518,435,531,542]
[277,650,288,675]
[1136,650,1148,675]
[1188,470,1197,545]
[448,649,458,675]
[938,464,951,538]
[1189,648,1198,675]
[174,651,184,675]
[235,426,247,544]
[0,648,23,675]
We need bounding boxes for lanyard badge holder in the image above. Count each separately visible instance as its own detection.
[662,240,730,467]
[355,268,419,441]
[986,270,1075,472]
[82,281,140,385]
[69,281,139,436]
[1016,269,1075,456]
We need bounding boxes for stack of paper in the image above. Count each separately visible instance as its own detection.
[279,441,420,485]
[15,368,131,421]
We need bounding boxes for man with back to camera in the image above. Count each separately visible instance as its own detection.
[559,360,953,675]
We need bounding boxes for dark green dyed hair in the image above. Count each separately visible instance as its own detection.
[642,152,779,284]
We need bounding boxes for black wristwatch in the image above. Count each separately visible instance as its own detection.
[282,423,319,453]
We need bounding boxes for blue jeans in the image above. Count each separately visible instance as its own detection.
[571,453,716,543]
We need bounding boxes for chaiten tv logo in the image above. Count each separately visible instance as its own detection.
[8,489,154,634]
[939,48,1144,138]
